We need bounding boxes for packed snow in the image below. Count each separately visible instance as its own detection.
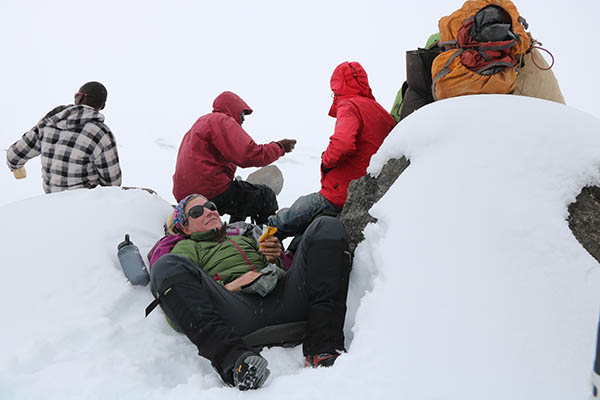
[3,1,600,398]
[1,95,600,399]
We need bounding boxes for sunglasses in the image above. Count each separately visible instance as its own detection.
[186,201,218,222]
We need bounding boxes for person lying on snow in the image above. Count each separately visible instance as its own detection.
[146,194,352,390]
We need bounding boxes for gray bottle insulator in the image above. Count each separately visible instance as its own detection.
[117,234,150,286]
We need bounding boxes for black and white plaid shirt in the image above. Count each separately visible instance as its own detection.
[6,104,122,193]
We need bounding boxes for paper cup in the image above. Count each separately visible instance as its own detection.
[13,167,26,179]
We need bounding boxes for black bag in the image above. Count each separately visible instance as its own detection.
[397,46,444,121]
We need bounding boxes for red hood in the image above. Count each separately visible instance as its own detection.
[212,91,253,124]
[328,61,375,117]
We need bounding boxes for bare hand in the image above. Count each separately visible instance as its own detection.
[259,236,283,262]
[225,271,262,292]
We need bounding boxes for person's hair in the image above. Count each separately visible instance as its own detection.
[79,81,108,110]
[164,211,183,235]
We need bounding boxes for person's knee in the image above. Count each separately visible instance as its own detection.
[254,185,278,224]
[261,185,278,212]
[305,216,347,242]
[150,254,198,294]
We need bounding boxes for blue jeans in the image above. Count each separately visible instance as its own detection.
[267,192,341,240]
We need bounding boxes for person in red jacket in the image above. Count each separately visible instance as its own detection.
[268,61,396,240]
[172,91,296,224]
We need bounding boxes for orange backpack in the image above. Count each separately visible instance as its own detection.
[431,0,531,101]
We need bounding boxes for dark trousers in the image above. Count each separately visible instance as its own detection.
[211,180,278,225]
[150,216,351,384]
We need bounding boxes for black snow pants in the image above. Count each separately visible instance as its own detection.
[149,216,351,384]
[211,180,278,225]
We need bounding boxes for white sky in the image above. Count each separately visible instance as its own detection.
[2,0,598,204]
[1,0,598,165]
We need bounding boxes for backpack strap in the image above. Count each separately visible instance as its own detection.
[431,49,464,101]
[476,61,514,75]
[477,40,517,52]
[438,39,458,49]
[145,288,171,317]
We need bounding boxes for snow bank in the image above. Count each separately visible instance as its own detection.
[350,95,600,399]
[1,95,600,399]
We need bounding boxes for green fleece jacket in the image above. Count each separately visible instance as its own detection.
[170,225,273,285]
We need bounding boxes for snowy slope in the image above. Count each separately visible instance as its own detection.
[1,95,600,399]
[351,95,600,399]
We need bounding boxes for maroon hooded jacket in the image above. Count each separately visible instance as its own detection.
[320,62,397,208]
[172,91,284,202]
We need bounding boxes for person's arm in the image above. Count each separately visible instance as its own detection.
[210,116,285,168]
[225,235,284,291]
[224,270,263,292]
[94,127,122,187]
[6,121,45,171]
[321,101,362,169]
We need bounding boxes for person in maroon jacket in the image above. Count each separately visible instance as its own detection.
[172,91,296,224]
[268,61,397,240]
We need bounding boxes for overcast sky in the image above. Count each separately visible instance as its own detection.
[1,0,598,195]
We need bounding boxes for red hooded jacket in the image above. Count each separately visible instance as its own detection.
[320,62,397,208]
[172,91,285,202]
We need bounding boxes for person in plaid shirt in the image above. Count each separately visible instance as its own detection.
[6,81,122,193]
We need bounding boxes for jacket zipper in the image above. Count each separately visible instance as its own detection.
[228,239,255,271]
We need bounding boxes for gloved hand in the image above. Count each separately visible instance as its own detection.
[278,139,297,153]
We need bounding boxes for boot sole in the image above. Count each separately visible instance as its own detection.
[237,356,270,390]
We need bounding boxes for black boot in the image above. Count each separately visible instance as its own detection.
[232,352,270,390]
[304,352,340,368]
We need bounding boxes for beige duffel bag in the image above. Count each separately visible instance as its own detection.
[514,47,565,104]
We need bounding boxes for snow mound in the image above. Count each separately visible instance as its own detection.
[351,95,600,399]
[2,95,600,399]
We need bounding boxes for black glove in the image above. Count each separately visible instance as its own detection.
[278,139,297,153]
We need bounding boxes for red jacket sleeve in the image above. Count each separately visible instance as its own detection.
[210,116,284,168]
[321,101,361,169]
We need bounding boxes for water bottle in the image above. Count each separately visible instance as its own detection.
[117,234,150,286]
